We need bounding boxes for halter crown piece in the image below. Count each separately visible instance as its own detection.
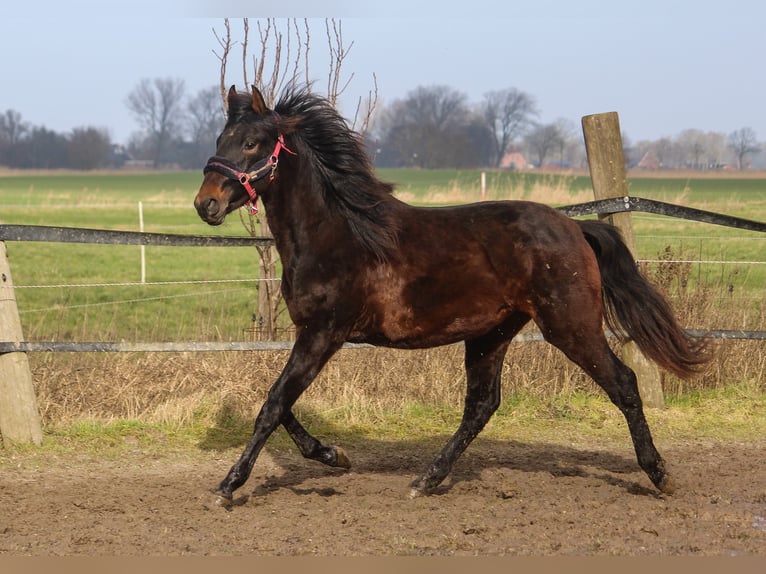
[203,134,296,214]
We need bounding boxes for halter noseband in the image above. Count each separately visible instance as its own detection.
[203,134,296,214]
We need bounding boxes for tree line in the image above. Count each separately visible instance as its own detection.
[0,78,762,171]
[372,84,763,171]
[0,78,223,171]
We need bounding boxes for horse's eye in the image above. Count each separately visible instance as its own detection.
[244,141,257,151]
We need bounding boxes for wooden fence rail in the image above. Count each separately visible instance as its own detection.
[0,328,763,356]
[1,203,764,337]
[1,197,764,248]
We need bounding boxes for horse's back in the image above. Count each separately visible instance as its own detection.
[396,199,593,277]
[405,199,583,243]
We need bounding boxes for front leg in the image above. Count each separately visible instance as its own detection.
[215,329,344,503]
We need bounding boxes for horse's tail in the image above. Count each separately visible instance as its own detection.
[578,219,711,379]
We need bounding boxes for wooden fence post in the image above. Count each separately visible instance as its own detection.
[0,241,43,446]
[581,112,665,408]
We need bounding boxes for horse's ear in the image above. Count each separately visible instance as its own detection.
[226,85,238,111]
[251,85,267,115]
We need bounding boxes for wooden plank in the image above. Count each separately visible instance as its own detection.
[0,225,274,247]
[0,332,555,354]
[581,112,665,409]
[1,328,760,356]
[0,241,43,446]
[2,200,762,248]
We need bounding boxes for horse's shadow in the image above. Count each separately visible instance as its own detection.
[198,405,661,500]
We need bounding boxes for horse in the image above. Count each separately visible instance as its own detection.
[194,85,710,506]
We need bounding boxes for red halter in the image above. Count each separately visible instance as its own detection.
[203,135,296,214]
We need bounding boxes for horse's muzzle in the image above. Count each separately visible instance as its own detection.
[195,172,235,225]
[194,195,226,226]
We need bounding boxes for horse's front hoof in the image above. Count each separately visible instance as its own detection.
[333,446,352,469]
[408,477,431,499]
[408,487,425,499]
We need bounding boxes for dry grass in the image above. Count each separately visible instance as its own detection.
[29,329,764,431]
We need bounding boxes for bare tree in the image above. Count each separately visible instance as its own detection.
[0,110,28,147]
[653,137,674,169]
[212,17,378,339]
[212,18,377,131]
[481,88,538,167]
[0,110,29,165]
[377,85,475,168]
[524,122,565,167]
[67,126,111,170]
[126,77,187,167]
[404,85,468,131]
[703,131,727,168]
[727,127,760,170]
[677,129,707,169]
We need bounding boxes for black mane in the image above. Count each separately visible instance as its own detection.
[274,87,400,261]
[227,87,399,260]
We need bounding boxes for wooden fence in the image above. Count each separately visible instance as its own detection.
[2,195,763,353]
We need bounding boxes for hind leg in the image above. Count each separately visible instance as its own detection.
[535,309,673,493]
[580,342,672,493]
[282,411,351,468]
[409,315,527,496]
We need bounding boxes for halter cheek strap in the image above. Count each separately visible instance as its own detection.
[203,135,296,214]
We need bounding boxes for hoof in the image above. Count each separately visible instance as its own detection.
[212,491,248,509]
[658,474,676,495]
[211,484,234,508]
[333,446,352,469]
[408,487,425,500]
[408,479,430,499]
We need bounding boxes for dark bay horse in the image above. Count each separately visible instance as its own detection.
[195,85,709,505]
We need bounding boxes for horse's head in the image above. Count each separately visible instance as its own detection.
[194,86,294,225]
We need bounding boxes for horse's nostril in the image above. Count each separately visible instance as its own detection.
[199,197,218,216]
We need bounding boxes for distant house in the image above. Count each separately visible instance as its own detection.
[500,150,529,170]
[637,150,660,170]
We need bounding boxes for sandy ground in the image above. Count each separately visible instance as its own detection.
[1,435,764,556]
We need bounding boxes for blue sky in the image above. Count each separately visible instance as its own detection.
[2,1,764,146]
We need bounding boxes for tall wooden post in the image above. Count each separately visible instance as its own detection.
[581,112,665,408]
[0,241,43,445]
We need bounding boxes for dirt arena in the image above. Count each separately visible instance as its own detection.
[1,436,764,556]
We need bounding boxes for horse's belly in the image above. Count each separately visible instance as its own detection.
[349,301,516,349]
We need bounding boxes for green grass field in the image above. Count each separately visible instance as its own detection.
[1,169,764,342]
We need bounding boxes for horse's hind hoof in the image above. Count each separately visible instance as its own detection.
[333,446,352,469]
[211,485,234,508]
[658,474,676,495]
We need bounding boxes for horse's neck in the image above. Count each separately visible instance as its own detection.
[261,177,331,262]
